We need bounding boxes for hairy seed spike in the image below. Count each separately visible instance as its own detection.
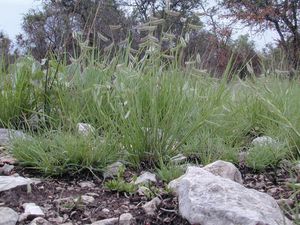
[118,38,129,48]
[149,16,159,21]
[129,53,136,62]
[185,61,196,65]
[104,42,114,52]
[130,48,139,54]
[188,24,202,30]
[162,54,175,60]
[97,32,109,42]
[196,54,201,64]
[192,68,207,74]
[180,37,187,47]
[137,26,157,32]
[165,10,181,17]
[109,25,122,30]
[163,32,176,39]
[149,19,165,25]
[141,35,159,43]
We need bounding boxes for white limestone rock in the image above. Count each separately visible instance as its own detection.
[0,207,19,225]
[103,162,124,178]
[119,213,135,225]
[0,129,28,147]
[78,181,95,189]
[29,217,51,225]
[80,195,95,204]
[203,160,243,184]
[252,136,277,147]
[142,197,161,216]
[21,203,45,220]
[90,217,118,225]
[0,176,39,192]
[169,166,292,225]
[134,171,157,185]
[76,123,95,136]
[0,163,15,175]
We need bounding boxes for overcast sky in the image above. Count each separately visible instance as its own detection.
[0,0,277,50]
[0,0,40,38]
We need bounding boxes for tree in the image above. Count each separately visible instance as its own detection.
[119,0,204,35]
[221,0,300,69]
[0,32,17,69]
[18,0,130,60]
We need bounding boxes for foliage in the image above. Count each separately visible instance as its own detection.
[104,165,137,194]
[156,163,185,183]
[12,131,120,176]
[246,142,288,171]
[222,0,300,69]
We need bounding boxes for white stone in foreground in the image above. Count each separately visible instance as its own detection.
[76,123,95,136]
[103,162,124,178]
[0,207,19,225]
[142,197,161,216]
[0,176,39,192]
[0,129,28,146]
[203,160,243,184]
[23,203,45,218]
[252,136,277,147]
[169,166,292,225]
[29,217,51,225]
[134,171,157,185]
[90,217,118,225]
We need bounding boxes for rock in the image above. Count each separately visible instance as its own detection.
[76,123,95,136]
[29,217,51,225]
[80,195,95,204]
[135,171,157,185]
[86,192,99,197]
[142,197,161,216]
[119,213,135,225]
[78,181,95,189]
[252,136,277,147]
[0,207,19,225]
[0,176,39,192]
[0,163,14,175]
[137,186,150,196]
[101,208,110,213]
[170,154,187,164]
[203,160,243,184]
[103,162,124,178]
[168,166,292,225]
[0,128,28,146]
[0,154,17,165]
[48,216,64,224]
[276,199,294,208]
[21,203,45,220]
[53,197,76,213]
[91,217,118,225]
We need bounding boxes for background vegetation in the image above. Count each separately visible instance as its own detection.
[0,0,299,174]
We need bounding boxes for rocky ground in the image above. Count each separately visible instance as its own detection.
[0,158,299,225]
[1,128,300,225]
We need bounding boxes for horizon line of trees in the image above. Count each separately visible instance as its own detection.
[1,0,300,77]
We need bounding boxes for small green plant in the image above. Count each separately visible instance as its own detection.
[12,131,119,176]
[245,143,288,171]
[156,162,185,183]
[104,165,137,194]
[104,179,137,194]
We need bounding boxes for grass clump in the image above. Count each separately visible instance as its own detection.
[156,163,185,183]
[104,165,137,194]
[12,131,120,176]
[246,141,288,171]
